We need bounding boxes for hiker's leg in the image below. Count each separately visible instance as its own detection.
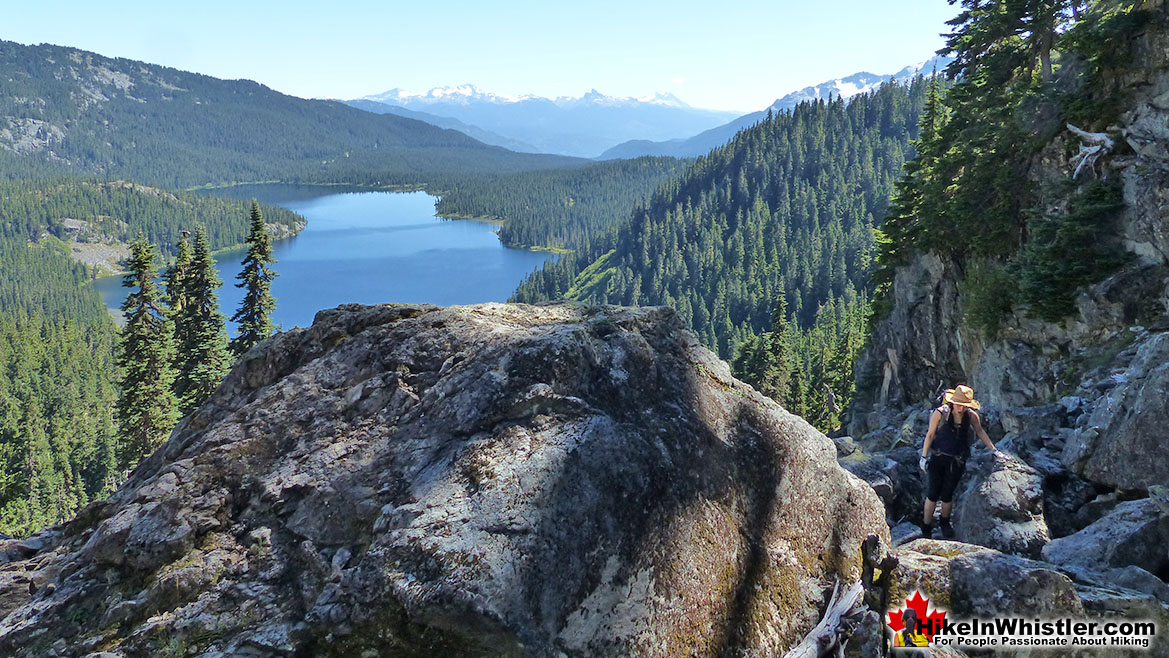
[940,501,953,518]
[923,456,947,526]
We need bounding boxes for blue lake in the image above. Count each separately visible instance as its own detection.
[93,186,556,332]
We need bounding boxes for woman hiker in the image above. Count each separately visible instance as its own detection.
[918,384,1000,539]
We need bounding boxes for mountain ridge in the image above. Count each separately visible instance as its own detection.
[0,40,581,188]
[363,85,698,109]
[342,99,542,152]
[599,55,953,159]
[348,85,740,157]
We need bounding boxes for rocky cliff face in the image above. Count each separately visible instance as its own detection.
[851,20,1169,481]
[0,302,887,658]
[839,17,1169,655]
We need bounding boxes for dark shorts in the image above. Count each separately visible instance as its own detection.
[926,453,966,503]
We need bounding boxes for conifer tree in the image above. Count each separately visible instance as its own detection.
[164,231,193,317]
[787,355,811,420]
[230,201,278,356]
[116,236,179,467]
[763,292,794,405]
[173,225,230,414]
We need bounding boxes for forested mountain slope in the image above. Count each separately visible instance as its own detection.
[0,178,307,537]
[434,156,690,252]
[855,0,1169,425]
[0,40,580,188]
[0,178,303,265]
[512,81,929,430]
[0,230,119,536]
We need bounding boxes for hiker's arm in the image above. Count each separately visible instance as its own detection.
[922,410,941,457]
[971,413,997,452]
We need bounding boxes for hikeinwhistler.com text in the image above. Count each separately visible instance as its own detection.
[922,616,1157,650]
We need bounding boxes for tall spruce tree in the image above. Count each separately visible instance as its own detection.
[762,293,795,405]
[230,201,278,356]
[173,225,230,414]
[116,236,179,467]
[164,231,193,317]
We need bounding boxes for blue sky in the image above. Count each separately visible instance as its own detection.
[5,1,957,112]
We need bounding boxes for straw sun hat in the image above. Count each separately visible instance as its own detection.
[944,384,981,410]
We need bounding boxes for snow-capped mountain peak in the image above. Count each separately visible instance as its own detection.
[363,85,534,106]
[766,55,952,113]
[365,85,695,111]
[638,91,689,107]
[552,89,690,109]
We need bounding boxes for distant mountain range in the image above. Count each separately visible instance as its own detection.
[0,40,579,188]
[346,86,741,158]
[343,99,541,153]
[599,56,953,159]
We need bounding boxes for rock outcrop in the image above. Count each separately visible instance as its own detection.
[1043,498,1169,576]
[952,451,1050,558]
[893,539,1169,657]
[850,20,1169,442]
[0,303,888,658]
[1064,332,1169,489]
[843,21,1169,652]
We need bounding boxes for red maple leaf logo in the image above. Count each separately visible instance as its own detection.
[888,590,948,641]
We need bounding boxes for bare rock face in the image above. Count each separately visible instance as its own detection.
[1043,498,1169,576]
[849,25,1169,460]
[0,303,887,658]
[953,452,1050,559]
[892,540,1084,625]
[1064,332,1169,489]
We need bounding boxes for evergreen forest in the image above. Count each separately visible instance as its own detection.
[434,157,691,252]
[0,0,1156,538]
[0,184,285,536]
[512,81,931,430]
[877,0,1154,333]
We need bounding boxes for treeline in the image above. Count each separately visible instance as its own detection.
[0,40,581,189]
[433,157,690,251]
[512,82,929,430]
[877,0,1160,333]
[0,178,303,262]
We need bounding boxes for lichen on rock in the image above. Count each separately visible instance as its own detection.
[0,302,887,657]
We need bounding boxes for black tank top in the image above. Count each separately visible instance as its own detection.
[933,407,972,456]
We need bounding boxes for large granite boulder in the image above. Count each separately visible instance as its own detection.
[947,550,1085,619]
[892,540,1083,618]
[889,540,991,610]
[1063,331,1169,489]
[892,540,1169,657]
[953,451,1050,558]
[1043,498,1169,575]
[0,303,888,658]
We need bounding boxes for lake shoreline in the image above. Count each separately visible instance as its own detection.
[93,187,558,332]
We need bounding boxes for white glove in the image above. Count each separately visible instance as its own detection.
[919,455,928,472]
